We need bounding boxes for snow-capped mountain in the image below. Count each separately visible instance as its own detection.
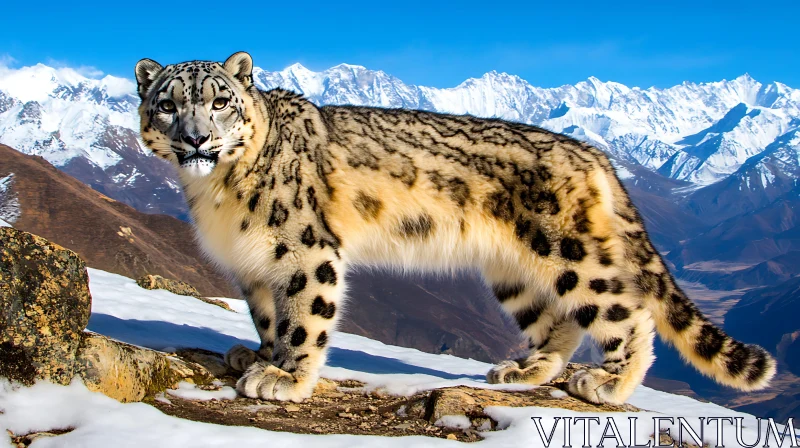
[256,66,800,185]
[0,64,188,217]
[659,103,796,184]
[0,63,139,168]
[1,61,799,218]
[683,127,800,222]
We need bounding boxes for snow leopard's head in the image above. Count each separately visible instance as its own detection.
[135,52,261,178]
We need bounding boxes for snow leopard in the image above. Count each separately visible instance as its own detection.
[134,52,776,404]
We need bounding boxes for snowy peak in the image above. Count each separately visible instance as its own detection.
[0,62,141,171]
[746,127,800,183]
[682,126,800,224]
[254,63,419,109]
[0,64,135,105]
[728,73,761,105]
[676,102,754,147]
[661,102,794,184]
[572,76,631,109]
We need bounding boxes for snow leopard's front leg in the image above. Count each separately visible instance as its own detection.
[225,283,276,372]
[236,246,344,402]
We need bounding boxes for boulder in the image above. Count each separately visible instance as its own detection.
[136,274,234,311]
[77,333,214,402]
[0,227,91,385]
[0,228,217,402]
[196,296,234,311]
[425,384,638,425]
[136,274,201,298]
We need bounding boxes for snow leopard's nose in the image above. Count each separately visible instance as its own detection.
[181,134,209,149]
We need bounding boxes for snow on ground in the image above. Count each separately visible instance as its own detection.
[435,415,472,429]
[0,267,796,447]
[166,381,237,402]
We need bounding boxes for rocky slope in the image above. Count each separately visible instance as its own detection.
[725,275,800,375]
[670,186,800,273]
[0,143,233,297]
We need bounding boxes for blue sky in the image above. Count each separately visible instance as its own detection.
[3,1,798,89]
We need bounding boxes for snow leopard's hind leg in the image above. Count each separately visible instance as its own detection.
[225,283,276,372]
[485,268,656,405]
[236,246,345,402]
[565,293,656,405]
[485,279,586,386]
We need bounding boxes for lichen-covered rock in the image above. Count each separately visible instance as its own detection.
[0,227,91,385]
[194,296,234,311]
[424,382,639,425]
[77,333,214,402]
[136,274,201,298]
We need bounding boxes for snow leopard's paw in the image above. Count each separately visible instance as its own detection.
[486,360,524,384]
[236,362,315,402]
[224,344,262,373]
[567,368,622,405]
[486,358,556,385]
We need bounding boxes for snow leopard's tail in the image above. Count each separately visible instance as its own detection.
[640,265,776,391]
[600,165,777,393]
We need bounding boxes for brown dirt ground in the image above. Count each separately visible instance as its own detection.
[143,363,639,442]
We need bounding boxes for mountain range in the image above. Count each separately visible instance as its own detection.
[1,63,799,200]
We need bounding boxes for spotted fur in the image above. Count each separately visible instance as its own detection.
[136,52,776,404]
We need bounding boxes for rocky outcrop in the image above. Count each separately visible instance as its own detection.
[136,274,201,298]
[150,364,640,442]
[424,363,637,426]
[0,227,91,386]
[0,227,216,401]
[136,274,233,311]
[77,334,214,402]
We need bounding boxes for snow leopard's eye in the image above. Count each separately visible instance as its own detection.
[211,98,229,111]
[158,100,176,113]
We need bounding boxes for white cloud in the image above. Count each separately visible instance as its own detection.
[100,75,137,98]
[74,65,105,78]
[45,58,105,79]
[0,54,17,69]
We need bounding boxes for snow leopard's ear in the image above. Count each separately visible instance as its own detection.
[224,52,253,88]
[134,59,163,100]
